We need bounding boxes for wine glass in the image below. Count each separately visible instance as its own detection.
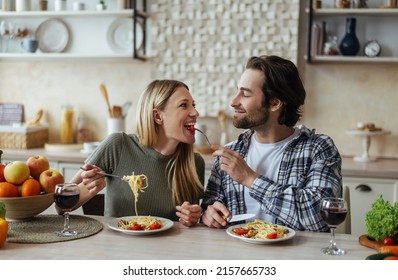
[320,197,348,255]
[54,183,80,237]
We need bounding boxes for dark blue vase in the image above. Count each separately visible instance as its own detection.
[339,17,360,56]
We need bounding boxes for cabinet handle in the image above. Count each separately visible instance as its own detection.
[355,184,372,192]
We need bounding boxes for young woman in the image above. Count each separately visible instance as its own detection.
[62,80,205,227]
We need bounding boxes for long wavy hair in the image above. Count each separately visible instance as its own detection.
[135,80,204,205]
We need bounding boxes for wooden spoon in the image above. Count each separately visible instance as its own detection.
[112,105,122,118]
[100,83,113,118]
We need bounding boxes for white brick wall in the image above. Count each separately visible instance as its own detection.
[150,0,299,117]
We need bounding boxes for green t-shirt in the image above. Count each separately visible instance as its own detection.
[85,132,205,220]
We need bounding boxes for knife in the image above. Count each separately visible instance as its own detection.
[228,213,255,223]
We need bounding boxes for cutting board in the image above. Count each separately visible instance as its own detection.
[359,235,383,251]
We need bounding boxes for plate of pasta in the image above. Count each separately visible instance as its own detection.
[107,216,174,235]
[226,219,296,244]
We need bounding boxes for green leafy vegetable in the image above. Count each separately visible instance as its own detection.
[365,195,398,241]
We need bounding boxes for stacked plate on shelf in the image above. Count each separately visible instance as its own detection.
[35,18,70,53]
[107,18,144,54]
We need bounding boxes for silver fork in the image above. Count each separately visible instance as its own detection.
[79,167,121,179]
[195,128,212,146]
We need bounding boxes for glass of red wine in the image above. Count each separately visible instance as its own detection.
[320,197,348,255]
[54,183,80,237]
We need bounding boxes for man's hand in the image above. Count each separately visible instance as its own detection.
[202,201,230,228]
[212,146,258,187]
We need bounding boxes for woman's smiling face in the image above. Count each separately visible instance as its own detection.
[154,86,199,147]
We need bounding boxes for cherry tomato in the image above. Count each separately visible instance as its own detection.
[149,222,161,230]
[129,224,143,230]
[383,236,395,246]
[232,228,249,235]
[267,232,278,239]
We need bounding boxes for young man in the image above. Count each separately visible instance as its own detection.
[201,55,342,232]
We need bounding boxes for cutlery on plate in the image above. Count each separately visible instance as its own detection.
[80,167,121,179]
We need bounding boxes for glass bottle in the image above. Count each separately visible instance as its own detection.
[60,104,75,144]
[76,113,92,144]
[339,17,360,56]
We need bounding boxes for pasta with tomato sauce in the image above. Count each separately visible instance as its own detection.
[117,216,163,231]
[232,219,289,240]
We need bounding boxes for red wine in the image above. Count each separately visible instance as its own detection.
[55,194,80,210]
[321,207,347,227]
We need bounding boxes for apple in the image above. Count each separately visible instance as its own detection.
[0,163,5,182]
[26,155,50,180]
[39,169,65,194]
[3,161,30,185]
[0,150,5,182]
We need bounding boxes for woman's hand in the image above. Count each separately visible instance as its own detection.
[201,201,230,228]
[176,201,202,227]
[80,164,107,195]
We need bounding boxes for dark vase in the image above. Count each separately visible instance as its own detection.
[339,17,360,56]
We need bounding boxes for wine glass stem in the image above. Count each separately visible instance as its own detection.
[329,227,337,248]
[63,212,71,232]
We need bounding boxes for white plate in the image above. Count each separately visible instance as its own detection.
[107,216,174,235]
[226,223,296,244]
[35,18,69,53]
[107,18,143,54]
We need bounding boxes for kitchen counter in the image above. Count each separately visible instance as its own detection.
[1,147,398,179]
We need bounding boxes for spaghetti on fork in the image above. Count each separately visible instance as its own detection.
[122,173,148,216]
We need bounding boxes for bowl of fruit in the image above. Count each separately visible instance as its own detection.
[0,154,65,221]
[0,192,55,221]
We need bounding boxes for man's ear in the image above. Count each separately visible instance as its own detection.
[270,98,283,112]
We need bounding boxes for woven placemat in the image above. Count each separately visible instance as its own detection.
[7,214,103,244]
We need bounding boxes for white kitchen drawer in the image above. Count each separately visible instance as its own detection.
[343,177,398,237]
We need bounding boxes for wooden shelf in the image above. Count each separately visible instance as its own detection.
[0,10,136,17]
[309,8,398,16]
[305,55,398,63]
[305,0,398,64]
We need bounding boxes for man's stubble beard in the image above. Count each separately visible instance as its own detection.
[232,106,269,129]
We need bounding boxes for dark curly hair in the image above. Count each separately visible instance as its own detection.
[245,55,306,126]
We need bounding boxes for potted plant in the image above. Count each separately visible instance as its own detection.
[97,0,107,11]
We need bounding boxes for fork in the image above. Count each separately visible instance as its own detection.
[195,128,212,146]
[79,167,121,179]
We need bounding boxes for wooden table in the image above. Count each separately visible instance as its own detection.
[1,215,374,260]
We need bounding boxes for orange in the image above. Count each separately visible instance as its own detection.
[0,217,8,246]
[21,178,42,197]
[0,182,19,197]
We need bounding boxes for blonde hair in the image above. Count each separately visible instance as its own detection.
[136,80,204,204]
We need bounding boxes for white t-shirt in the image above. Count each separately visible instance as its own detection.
[245,127,300,223]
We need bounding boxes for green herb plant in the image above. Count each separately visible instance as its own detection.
[365,195,398,241]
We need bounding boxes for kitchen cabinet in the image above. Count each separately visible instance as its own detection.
[0,0,149,61]
[306,0,398,63]
[343,177,398,236]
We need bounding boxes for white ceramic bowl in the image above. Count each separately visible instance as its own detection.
[0,193,54,221]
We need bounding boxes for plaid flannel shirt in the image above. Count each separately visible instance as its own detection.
[201,125,342,232]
